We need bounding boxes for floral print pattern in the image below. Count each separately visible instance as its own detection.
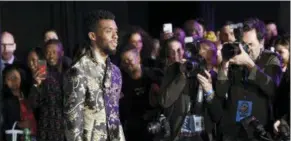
[63,49,125,141]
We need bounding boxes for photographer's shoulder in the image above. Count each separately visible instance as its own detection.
[261,50,282,65]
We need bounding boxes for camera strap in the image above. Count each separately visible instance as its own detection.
[180,81,205,135]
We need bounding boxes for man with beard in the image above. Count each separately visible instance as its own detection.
[214,18,282,141]
[63,10,125,141]
[119,46,163,141]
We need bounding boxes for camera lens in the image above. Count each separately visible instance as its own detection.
[147,122,161,134]
[222,42,241,61]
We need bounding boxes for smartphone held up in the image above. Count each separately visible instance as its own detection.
[38,60,47,79]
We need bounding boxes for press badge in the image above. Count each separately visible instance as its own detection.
[235,100,253,122]
[180,115,193,134]
[193,115,204,132]
[180,115,205,136]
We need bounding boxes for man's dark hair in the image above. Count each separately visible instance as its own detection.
[195,18,207,31]
[220,21,234,31]
[84,10,115,34]
[264,20,276,25]
[44,39,63,51]
[243,18,266,41]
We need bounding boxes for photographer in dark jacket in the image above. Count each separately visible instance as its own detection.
[212,18,282,141]
[158,38,218,141]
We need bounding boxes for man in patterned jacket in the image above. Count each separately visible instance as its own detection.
[63,10,125,141]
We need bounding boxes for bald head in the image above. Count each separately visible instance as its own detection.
[184,20,204,39]
[2,32,15,43]
[44,30,59,42]
[1,32,16,61]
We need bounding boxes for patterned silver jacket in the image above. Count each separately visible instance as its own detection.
[63,48,125,141]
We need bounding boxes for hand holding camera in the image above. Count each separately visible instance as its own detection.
[274,120,281,133]
[221,42,255,71]
[197,70,213,93]
[229,44,255,70]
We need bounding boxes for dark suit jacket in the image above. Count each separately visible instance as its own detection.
[3,97,21,131]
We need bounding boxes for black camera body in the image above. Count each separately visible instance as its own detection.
[241,115,267,139]
[184,37,201,60]
[240,116,290,141]
[221,42,249,61]
[277,119,290,141]
[147,114,171,139]
[183,37,207,78]
[183,57,207,78]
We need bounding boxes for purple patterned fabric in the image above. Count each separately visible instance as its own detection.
[103,59,122,139]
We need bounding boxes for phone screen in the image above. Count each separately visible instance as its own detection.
[163,23,173,33]
[38,60,47,76]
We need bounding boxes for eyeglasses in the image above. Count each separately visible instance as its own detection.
[1,43,15,51]
[1,43,15,47]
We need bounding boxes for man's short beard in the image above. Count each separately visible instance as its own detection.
[101,46,116,56]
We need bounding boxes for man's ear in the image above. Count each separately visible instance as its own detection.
[88,32,96,41]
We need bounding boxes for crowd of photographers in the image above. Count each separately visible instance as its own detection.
[115,18,290,141]
[0,11,289,141]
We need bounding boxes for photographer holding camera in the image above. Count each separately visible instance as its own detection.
[212,18,283,141]
[156,37,218,141]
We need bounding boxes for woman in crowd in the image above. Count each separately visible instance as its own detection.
[273,35,290,128]
[159,37,185,70]
[119,26,154,67]
[2,64,37,141]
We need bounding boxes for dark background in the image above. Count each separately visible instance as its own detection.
[0,1,289,61]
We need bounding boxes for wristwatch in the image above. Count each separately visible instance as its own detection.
[204,89,215,102]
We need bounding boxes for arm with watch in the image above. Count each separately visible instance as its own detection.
[197,70,224,123]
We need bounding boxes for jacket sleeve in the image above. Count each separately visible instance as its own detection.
[216,66,231,98]
[159,73,187,108]
[28,84,43,109]
[205,96,224,123]
[247,55,282,97]
[63,67,87,141]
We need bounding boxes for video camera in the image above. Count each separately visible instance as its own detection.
[182,37,207,78]
[240,115,290,141]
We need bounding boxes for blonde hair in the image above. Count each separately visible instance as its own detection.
[204,31,217,42]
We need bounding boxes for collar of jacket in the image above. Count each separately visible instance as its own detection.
[86,46,111,66]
